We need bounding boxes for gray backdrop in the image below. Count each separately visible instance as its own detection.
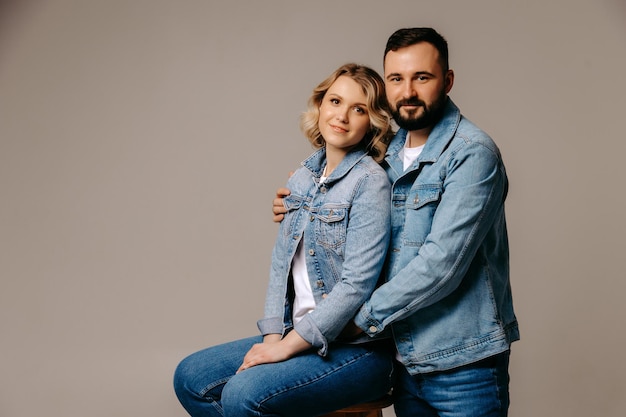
[1,1,625,416]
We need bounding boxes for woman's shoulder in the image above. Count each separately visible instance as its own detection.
[353,154,388,177]
[284,165,314,190]
[347,156,390,196]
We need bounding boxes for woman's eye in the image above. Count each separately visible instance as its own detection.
[330,98,340,105]
[354,106,366,114]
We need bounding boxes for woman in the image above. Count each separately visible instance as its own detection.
[174,63,394,417]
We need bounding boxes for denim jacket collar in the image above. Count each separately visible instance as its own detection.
[302,146,369,184]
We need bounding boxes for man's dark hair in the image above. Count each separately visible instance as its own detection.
[384,27,449,73]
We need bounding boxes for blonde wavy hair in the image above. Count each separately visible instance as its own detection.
[300,63,392,162]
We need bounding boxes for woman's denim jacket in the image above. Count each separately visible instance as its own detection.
[258,146,391,356]
[354,99,520,374]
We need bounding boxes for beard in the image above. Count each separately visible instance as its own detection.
[391,90,448,131]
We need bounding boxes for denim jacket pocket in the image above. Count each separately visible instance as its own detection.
[405,184,442,210]
[312,205,348,251]
[281,195,305,238]
[404,184,442,245]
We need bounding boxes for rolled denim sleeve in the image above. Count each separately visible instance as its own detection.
[355,139,508,336]
[257,317,284,336]
[256,169,309,338]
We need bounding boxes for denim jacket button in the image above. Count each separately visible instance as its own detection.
[310,215,315,222]
[369,326,378,333]
[308,249,315,255]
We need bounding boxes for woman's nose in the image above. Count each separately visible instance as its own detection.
[335,107,349,122]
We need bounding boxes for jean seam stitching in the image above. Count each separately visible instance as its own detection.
[199,376,231,397]
[257,349,375,409]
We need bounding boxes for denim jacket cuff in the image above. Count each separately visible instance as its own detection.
[355,305,384,337]
[294,316,329,357]
[257,317,284,336]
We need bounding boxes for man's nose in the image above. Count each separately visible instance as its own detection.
[401,81,417,98]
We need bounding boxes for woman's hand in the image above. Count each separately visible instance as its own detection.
[237,331,311,373]
[262,334,282,344]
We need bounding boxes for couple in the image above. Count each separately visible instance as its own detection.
[174,27,519,417]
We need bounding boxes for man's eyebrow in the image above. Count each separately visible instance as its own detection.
[386,71,436,80]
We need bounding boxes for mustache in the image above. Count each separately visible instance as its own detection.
[396,97,426,107]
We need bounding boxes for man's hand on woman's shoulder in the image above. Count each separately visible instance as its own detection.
[272,187,290,223]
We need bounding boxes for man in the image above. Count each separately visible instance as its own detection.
[273,27,519,416]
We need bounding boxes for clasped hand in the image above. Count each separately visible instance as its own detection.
[237,340,289,373]
[237,331,311,373]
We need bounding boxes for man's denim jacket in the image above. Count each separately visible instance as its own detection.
[354,99,520,374]
[258,146,391,356]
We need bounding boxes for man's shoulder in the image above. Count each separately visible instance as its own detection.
[453,115,500,155]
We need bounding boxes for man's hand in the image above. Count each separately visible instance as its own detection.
[272,187,290,223]
[338,320,364,340]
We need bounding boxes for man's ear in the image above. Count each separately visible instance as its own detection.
[445,69,455,94]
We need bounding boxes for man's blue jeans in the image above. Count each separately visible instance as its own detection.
[173,336,394,417]
[393,351,511,417]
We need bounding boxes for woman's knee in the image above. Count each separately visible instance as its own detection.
[173,340,247,398]
[173,355,198,400]
[221,372,265,416]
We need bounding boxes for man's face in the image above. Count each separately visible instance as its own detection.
[384,42,453,132]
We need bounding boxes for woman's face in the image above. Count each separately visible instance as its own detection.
[318,75,371,156]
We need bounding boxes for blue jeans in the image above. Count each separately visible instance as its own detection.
[393,351,511,417]
[173,336,394,417]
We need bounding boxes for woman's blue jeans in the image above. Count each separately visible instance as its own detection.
[173,336,395,417]
[392,351,511,417]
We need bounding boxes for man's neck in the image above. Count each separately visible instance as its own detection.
[406,127,432,148]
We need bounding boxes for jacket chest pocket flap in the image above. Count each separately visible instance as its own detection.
[312,206,348,249]
[405,185,441,210]
[280,195,307,238]
[315,206,347,222]
[283,195,305,211]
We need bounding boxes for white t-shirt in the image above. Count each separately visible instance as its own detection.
[291,239,315,324]
[291,172,329,324]
[400,132,425,171]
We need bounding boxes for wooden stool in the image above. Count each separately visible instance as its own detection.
[321,395,393,417]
